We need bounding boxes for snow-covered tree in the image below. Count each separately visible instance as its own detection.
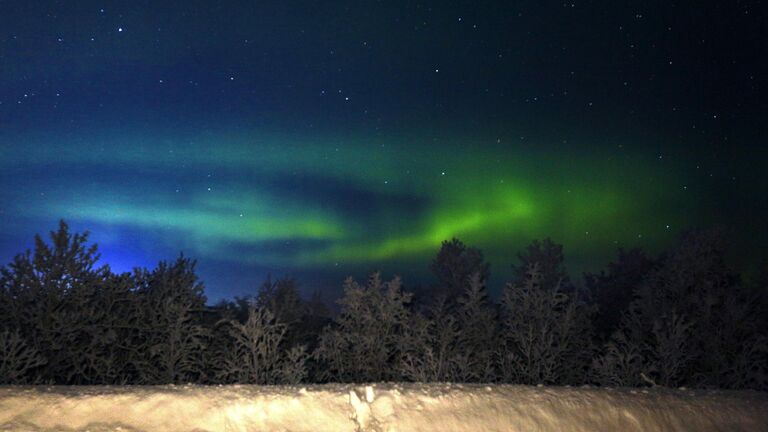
[0,329,46,384]
[593,230,767,389]
[216,305,307,384]
[590,329,646,387]
[398,295,463,382]
[132,256,209,384]
[59,271,138,384]
[498,263,593,385]
[314,273,412,382]
[455,272,497,381]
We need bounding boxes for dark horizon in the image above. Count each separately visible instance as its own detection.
[1,220,764,306]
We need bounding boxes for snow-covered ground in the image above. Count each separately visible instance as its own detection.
[0,383,766,431]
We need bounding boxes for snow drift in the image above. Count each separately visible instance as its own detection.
[1,383,766,431]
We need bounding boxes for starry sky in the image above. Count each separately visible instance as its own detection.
[1,1,766,301]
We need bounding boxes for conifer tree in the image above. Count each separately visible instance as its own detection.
[0,220,111,383]
[592,230,767,389]
[133,256,209,384]
[512,238,570,292]
[585,248,656,340]
[256,276,306,325]
[430,238,490,302]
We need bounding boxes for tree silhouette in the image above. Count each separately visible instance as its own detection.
[0,220,111,383]
[585,248,656,340]
[256,276,306,325]
[593,230,767,389]
[512,238,570,292]
[430,238,490,303]
[0,222,765,389]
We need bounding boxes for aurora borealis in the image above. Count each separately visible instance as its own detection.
[1,1,766,300]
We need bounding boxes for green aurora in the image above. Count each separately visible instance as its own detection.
[2,1,765,300]
[1,127,693,291]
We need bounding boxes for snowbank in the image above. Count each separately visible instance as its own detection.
[1,383,766,431]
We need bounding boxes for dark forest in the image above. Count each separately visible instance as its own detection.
[2,221,765,390]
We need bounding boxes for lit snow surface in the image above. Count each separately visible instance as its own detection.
[1,383,767,431]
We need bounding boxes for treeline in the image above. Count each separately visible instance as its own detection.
[1,221,766,389]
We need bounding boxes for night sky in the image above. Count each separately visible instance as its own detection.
[1,1,766,301]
